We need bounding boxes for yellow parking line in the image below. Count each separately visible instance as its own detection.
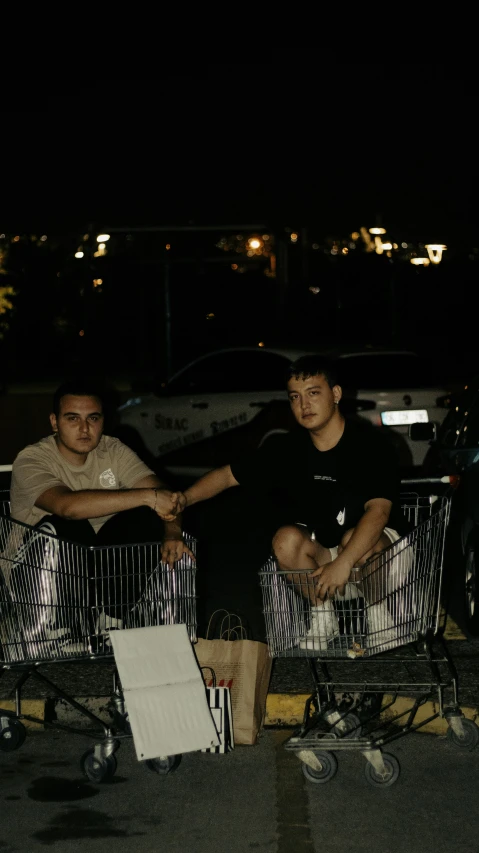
[265,693,479,733]
[444,615,467,640]
[1,699,45,729]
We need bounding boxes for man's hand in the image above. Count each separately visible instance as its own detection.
[163,492,187,518]
[311,558,352,600]
[153,490,183,521]
[161,536,196,569]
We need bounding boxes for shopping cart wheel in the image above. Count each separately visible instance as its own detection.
[146,755,182,777]
[80,748,118,783]
[301,751,338,784]
[0,720,26,752]
[447,719,479,750]
[364,752,400,787]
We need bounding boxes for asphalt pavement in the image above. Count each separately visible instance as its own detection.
[1,726,479,853]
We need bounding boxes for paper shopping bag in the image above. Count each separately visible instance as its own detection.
[200,667,234,753]
[194,612,272,746]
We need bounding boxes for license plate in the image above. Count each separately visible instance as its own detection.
[381,409,428,426]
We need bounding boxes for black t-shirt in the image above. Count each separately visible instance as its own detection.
[230,419,406,547]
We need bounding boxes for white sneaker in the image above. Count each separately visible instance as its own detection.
[366,603,399,653]
[299,602,340,650]
[95,611,124,632]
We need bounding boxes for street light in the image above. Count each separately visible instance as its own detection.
[425,244,447,264]
[410,257,430,266]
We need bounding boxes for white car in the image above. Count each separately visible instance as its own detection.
[116,346,453,477]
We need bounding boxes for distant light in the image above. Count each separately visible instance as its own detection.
[98,243,106,251]
[290,233,298,243]
[165,243,171,250]
[369,227,386,235]
[40,235,47,242]
[425,243,447,264]
[13,235,20,242]
[312,243,319,250]
[93,278,103,287]
[75,250,84,259]
[309,286,320,294]
[262,234,270,241]
[342,247,349,255]
[381,242,393,251]
[79,329,85,336]
[401,242,408,248]
[231,263,238,270]
[258,341,265,347]
[410,257,430,266]
[248,237,262,250]
[206,313,215,320]
[96,234,110,242]
[351,232,360,240]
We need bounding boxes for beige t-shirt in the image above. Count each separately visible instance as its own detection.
[10,435,155,533]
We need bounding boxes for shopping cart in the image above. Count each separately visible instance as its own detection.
[0,492,197,782]
[259,491,479,786]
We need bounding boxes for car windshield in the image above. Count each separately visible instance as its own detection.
[165,351,291,394]
[336,354,442,390]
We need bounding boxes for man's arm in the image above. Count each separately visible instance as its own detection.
[313,498,391,599]
[35,480,178,521]
[179,465,240,510]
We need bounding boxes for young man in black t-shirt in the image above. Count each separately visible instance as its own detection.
[176,355,409,650]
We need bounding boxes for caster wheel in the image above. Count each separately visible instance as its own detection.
[301,751,338,784]
[364,752,400,787]
[80,748,118,783]
[332,712,362,739]
[447,719,479,750]
[146,755,182,777]
[0,720,27,752]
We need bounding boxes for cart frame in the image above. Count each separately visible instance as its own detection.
[259,489,479,785]
[0,495,197,780]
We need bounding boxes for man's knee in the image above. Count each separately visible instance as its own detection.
[272,525,308,558]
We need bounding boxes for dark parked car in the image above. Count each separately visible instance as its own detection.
[418,376,479,635]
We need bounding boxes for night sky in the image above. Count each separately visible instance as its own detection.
[2,63,478,244]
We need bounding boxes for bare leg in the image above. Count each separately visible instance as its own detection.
[337,528,392,604]
[272,525,342,648]
[272,524,331,604]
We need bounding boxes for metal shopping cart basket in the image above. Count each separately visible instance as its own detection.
[259,491,479,786]
[0,492,197,782]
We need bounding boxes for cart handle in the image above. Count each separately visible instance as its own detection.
[401,474,460,487]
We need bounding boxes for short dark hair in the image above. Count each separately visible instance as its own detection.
[52,380,105,417]
[286,355,340,389]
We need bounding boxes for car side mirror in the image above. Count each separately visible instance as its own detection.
[409,422,436,442]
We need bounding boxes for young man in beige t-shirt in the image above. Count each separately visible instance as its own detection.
[9,380,193,637]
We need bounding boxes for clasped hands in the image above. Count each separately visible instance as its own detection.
[152,489,187,522]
